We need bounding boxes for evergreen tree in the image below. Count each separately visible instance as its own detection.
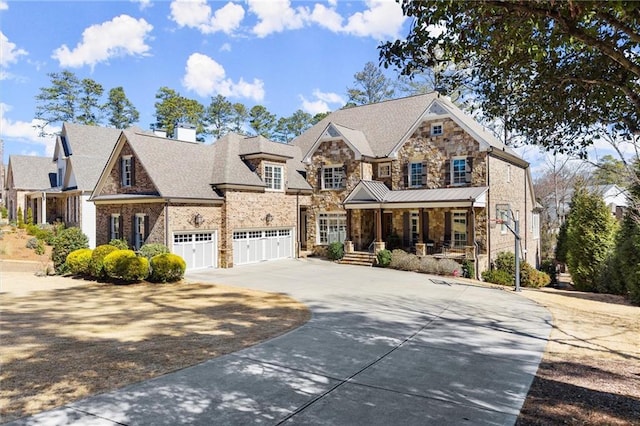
[248,105,276,138]
[206,95,234,139]
[105,87,139,129]
[76,78,104,125]
[566,186,618,291]
[346,62,395,106]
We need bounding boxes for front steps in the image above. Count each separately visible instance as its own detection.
[340,251,376,267]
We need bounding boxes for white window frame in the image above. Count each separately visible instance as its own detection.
[378,163,391,178]
[322,165,345,190]
[317,212,347,245]
[410,211,420,245]
[431,122,443,136]
[497,208,509,234]
[264,163,284,191]
[408,162,423,188]
[532,212,540,239]
[451,157,467,186]
[452,211,467,247]
[121,156,133,187]
[110,213,121,240]
[134,213,146,250]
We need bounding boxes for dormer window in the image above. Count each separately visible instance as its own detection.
[264,163,283,191]
[431,123,443,136]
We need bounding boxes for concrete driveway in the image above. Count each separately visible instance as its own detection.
[9,258,551,426]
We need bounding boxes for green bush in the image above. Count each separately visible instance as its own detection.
[462,259,475,279]
[1,206,7,219]
[103,250,149,282]
[139,243,169,259]
[149,253,186,283]
[482,269,513,286]
[540,259,558,286]
[26,207,33,226]
[326,242,344,260]
[35,239,45,255]
[51,227,89,273]
[89,244,119,278]
[17,206,24,229]
[108,238,129,250]
[66,248,94,275]
[376,249,392,267]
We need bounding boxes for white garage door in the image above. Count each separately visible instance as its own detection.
[173,231,217,270]
[233,228,293,266]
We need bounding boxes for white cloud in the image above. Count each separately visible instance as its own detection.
[0,103,58,157]
[0,1,8,10]
[309,4,343,32]
[343,0,405,40]
[248,0,310,37]
[0,31,28,68]
[52,15,153,69]
[220,43,232,52]
[182,53,264,101]
[169,0,244,35]
[299,90,344,115]
[131,0,152,10]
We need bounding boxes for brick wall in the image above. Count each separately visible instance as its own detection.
[99,143,157,196]
[96,202,165,247]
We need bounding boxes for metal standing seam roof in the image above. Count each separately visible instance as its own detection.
[345,180,488,205]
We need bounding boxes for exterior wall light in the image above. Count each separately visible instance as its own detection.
[265,213,274,224]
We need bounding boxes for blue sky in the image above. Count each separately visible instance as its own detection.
[0,0,408,161]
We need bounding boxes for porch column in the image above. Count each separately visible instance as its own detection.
[41,192,47,224]
[376,208,383,242]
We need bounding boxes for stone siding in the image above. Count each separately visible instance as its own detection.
[99,143,157,196]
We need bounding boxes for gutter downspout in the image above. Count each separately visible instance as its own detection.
[296,192,300,259]
[164,201,169,247]
[486,149,491,271]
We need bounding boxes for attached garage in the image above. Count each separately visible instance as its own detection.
[172,231,218,270]
[233,228,293,266]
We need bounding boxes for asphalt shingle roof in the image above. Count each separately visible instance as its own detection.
[7,155,57,190]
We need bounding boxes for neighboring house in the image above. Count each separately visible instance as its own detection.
[293,93,541,273]
[4,155,57,222]
[25,123,122,247]
[546,184,629,227]
[90,129,312,270]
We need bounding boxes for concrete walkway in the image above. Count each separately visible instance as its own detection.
[8,258,551,425]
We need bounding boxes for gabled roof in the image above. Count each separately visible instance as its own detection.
[118,130,222,200]
[93,130,312,201]
[295,92,521,163]
[344,180,488,208]
[6,155,57,190]
[57,123,123,190]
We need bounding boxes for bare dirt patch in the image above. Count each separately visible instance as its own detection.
[0,227,51,262]
[0,279,310,423]
[517,287,640,425]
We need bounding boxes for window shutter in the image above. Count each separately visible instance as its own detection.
[444,212,452,245]
[130,158,136,186]
[317,166,323,190]
[341,164,347,188]
[465,157,473,183]
[403,212,410,246]
[119,158,124,186]
[421,161,428,186]
[131,215,137,248]
[144,215,150,241]
[118,215,123,240]
[444,160,451,186]
[403,163,409,187]
[108,217,113,240]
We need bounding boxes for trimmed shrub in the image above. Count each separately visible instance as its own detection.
[51,227,89,273]
[103,250,149,282]
[327,242,344,260]
[389,249,419,271]
[1,206,7,219]
[438,258,462,276]
[34,239,45,255]
[139,243,170,260]
[17,206,24,228]
[89,244,119,278]
[540,259,558,286]
[149,253,186,283]
[417,256,439,274]
[26,207,34,226]
[462,259,475,279]
[482,269,513,286]
[376,249,392,267]
[66,248,94,275]
[108,239,129,250]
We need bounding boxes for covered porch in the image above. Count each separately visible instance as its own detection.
[342,180,488,259]
[25,189,65,225]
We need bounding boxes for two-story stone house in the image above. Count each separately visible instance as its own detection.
[91,128,312,270]
[293,93,540,273]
